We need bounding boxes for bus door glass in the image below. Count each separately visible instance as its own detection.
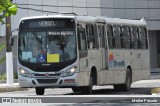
[131,26,142,81]
[97,23,107,70]
[77,24,88,72]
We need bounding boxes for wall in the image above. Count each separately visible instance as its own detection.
[100,0,160,69]
[148,31,158,68]
[101,0,160,30]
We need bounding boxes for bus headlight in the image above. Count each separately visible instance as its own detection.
[60,66,78,77]
[19,68,32,78]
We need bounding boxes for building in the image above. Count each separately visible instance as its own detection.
[0,0,160,72]
[100,0,160,70]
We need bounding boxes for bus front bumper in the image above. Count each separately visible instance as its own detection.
[18,73,80,88]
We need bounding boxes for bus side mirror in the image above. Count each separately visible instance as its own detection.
[10,28,18,46]
[10,36,14,46]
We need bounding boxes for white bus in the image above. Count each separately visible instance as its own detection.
[16,15,150,95]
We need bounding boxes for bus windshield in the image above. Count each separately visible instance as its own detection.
[18,18,76,64]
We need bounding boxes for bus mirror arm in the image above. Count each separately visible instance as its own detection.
[10,28,18,46]
[10,36,14,46]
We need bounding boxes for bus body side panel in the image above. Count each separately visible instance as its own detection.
[87,49,97,75]
[76,69,90,86]
[94,49,102,85]
[131,50,142,82]
[111,50,126,84]
[123,50,132,80]
[141,50,150,80]
[100,49,115,85]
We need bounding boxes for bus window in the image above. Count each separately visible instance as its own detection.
[94,24,99,49]
[131,27,140,49]
[113,26,122,49]
[107,25,114,49]
[122,26,131,49]
[98,25,105,48]
[78,25,87,50]
[86,24,95,49]
[139,27,148,49]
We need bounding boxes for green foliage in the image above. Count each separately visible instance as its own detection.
[0,0,18,24]
[0,43,6,52]
[0,43,6,64]
[0,73,7,80]
[14,72,18,79]
[0,72,18,80]
[0,56,6,64]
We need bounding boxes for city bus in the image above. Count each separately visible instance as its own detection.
[16,15,150,95]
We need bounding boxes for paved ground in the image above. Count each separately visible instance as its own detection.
[0,78,160,105]
[0,79,159,96]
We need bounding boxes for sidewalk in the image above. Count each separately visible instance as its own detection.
[0,83,28,93]
[0,79,26,93]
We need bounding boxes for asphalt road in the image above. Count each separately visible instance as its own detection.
[0,85,153,96]
[0,80,159,96]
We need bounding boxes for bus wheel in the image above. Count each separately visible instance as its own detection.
[123,68,132,91]
[81,73,93,94]
[114,68,132,91]
[35,87,45,95]
[72,87,81,93]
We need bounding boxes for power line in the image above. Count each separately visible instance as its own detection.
[15,3,160,9]
[13,0,160,9]
[18,6,58,14]
[17,6,160,21]
[57,0,160,6]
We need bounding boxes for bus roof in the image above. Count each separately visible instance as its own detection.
[20,15,76,21]
[100,17,147,26]
[20,15,146,26]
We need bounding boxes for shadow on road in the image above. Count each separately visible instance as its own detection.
[64,88,152,95]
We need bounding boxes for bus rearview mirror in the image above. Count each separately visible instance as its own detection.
[10,36,14,46]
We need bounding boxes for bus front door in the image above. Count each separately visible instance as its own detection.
[97,23,109,84]
[97,24,107,70]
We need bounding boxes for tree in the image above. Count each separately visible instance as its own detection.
[0,0,17,24]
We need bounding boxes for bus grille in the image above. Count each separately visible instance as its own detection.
[30,66,66,72]
[34,73,60,77]
[36,79,58,84]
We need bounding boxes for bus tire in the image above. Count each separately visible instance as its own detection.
[123,68,132,91]
[114,68,132,91]
[81,73,93,94]
[72,87,81,93]
[35,87,45,95]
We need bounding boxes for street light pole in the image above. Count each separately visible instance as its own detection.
[5,0,14,85]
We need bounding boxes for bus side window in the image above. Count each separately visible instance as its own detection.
[107,25,114,49]
[122,26,131,49]
[78,24,87,50]
[86,24,95,49]
[131,26,140,49]
[94,24,99,49]
[113,25,122,49]
[139,27,148,49]
[98,25,105,48]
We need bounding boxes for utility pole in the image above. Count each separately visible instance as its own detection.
[5,0,14,85]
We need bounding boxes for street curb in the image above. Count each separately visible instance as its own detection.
[151,88,160,95]
[0,83,28,93]
[0,87,28,93]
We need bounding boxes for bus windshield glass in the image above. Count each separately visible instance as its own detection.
[18,18,76,64]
